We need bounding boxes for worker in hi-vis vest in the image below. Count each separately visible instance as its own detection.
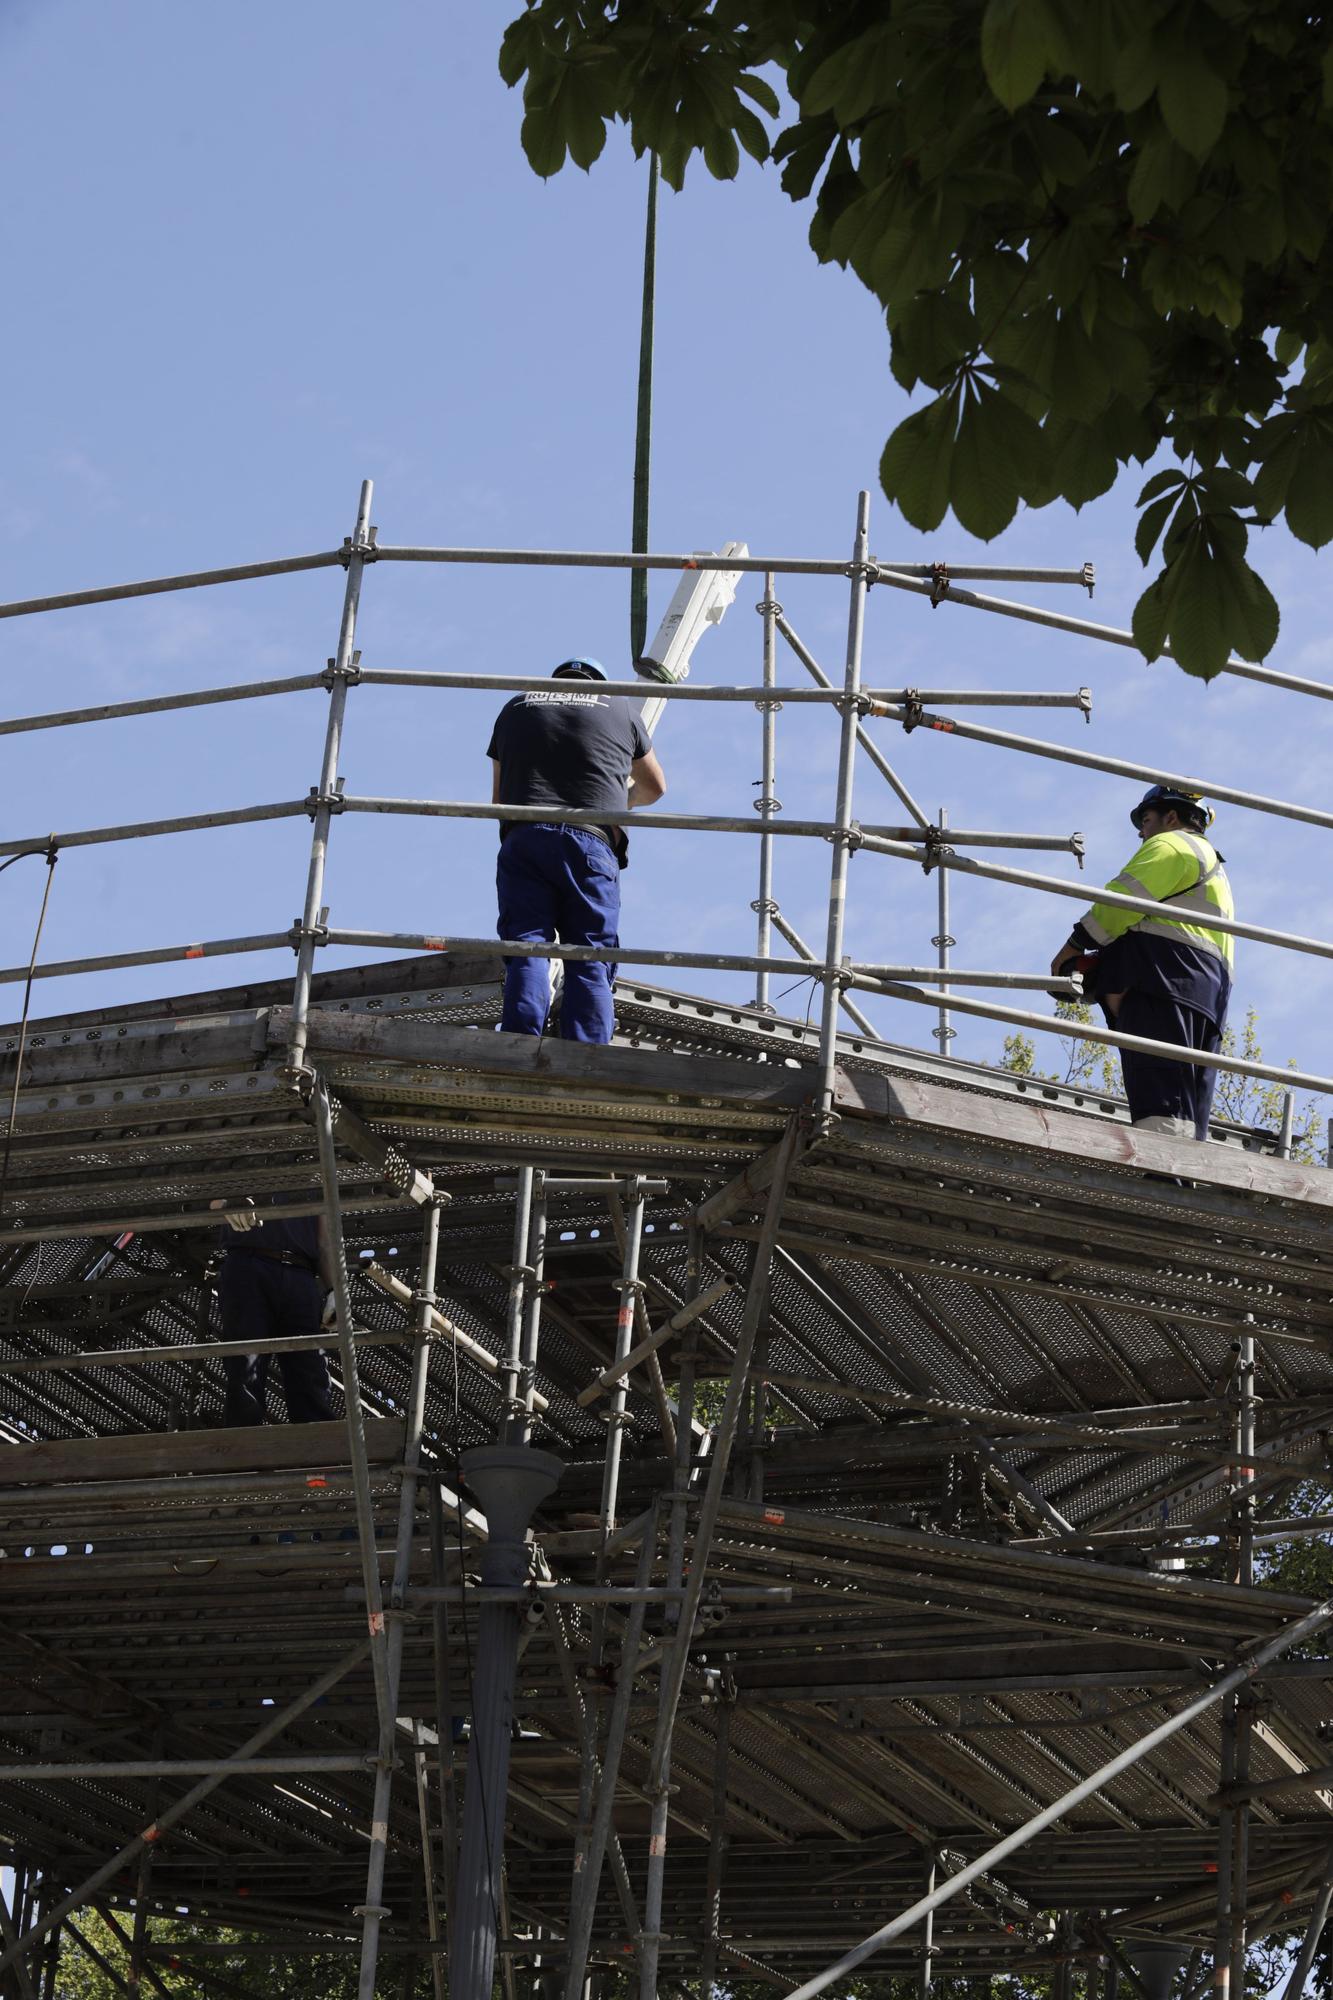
[1050,786,1234,1141]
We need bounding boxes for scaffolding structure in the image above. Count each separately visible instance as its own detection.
[1,484,1333,2000]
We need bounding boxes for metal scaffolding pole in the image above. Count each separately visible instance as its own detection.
[932,807,955,1051]
[285,479,374,1077]
[310,1073,396,1740]
[597,1178,647,1547]
[501,1167,535,1433]
[699,1698,733,1999]
[636,1117,800,2000]
[429,1480,461,1970]
[779,1590,1333,2000]
[816,492,871,1126]
[774,607,929,831]
[1279,1852,1333,2000]
[355,1199,442,2000]
[753,571,780,1012]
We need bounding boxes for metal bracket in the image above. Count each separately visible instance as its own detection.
[751,784,783,812]
[928,562,950,607]
[338,526,380,568]
[322,648,363,690]
[303,778,346,818]
[900,691,925,732]
[920,825,953,877]
[1081,560,1095,596]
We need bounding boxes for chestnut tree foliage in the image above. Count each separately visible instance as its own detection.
[499,1,1333,681]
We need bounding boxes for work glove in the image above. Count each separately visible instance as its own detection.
[321,1289,339,1330]
[208,1197,259,1233]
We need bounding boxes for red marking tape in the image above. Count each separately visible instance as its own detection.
[764,1508,785,1526]
[423,937,449,951]
[184,945,204,959]
[307,1476,328,1489]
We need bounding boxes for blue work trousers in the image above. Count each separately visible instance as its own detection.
[496,823,620,1044]
[219,1253,334,1425]
[1116,989,1223,1141]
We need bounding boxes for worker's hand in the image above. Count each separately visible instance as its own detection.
[1049,946,1079,978]
[321,1288,339,1330]
[208,1197,259,1233]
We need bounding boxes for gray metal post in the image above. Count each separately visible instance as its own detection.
[637,1118,800,2000]
[597,1179,647,1547]
[519,1172,548,1442]
[356,1201,442,2000]
[412,1717,448,2000]
[285,479,374,1076]
[1280,1852,1333,1999]
[502,1166,534,1427]
[753,571,780,1012]
[1279,1090,1295,1158]
[920,1850,938,2000]
[699,1698,733,1998]
[449,1447,563,2000]
[932,808,955,1050]
[429,1480,461,1962]
[1229,1329,1257,2000]
[310,1075,395,1737]
[816,492,871,1125]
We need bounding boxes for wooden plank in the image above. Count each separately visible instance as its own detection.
[0,1418,406,1487]
[282,1006,817,1108]
[836,1067,1333,1212]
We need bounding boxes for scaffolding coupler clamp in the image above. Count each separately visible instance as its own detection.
[287,915,329,952]
[928,561,950,608]
[900,690,925,733]
[1077,684,1092,723]
[322,648,363,689]
[920,824,953,876]
[339,525,380,568]
[304,777,346,818]
[1081,560,1095,597]
[1071,831,1086,870]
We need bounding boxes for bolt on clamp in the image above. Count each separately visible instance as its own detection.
[900,691,925,732]
[321,648,363,689]
[338,526,380,566]
[928,561,950,607]
[303,778,346,817]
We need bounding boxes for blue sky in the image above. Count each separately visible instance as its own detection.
[2,2,1330,1106]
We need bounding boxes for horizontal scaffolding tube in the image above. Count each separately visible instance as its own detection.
[857,829,1333,963]
[402,1585,792,1605]
[871,701,1333,833]
[0,930,295,986]
[0,801,310,861]
[782,1590,1333,2000]
[322,927,1078,993]
[371,544,1093,585]
[0,674,328,736]
[0,1755,369,1782]
[0,1328,421,1376]
[0,550,345,621]
[356,668,1091,711]
[848,967,1333,1099]
[870,565,1333,704]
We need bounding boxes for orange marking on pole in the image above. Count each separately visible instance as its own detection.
[184,946,204,959]
[307,1476,328,1489]
[764,1508,785,1526]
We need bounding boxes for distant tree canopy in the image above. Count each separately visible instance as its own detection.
[500,1,1333,682]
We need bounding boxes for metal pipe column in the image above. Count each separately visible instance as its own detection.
[932,809,955,1050]
[355,1200,442,2000]
[1279,1851,1333,1999]
[449,1447,563,2000]
[919,1850,937,2000]
[1229,1330,1258,2000]
[699,1698,733,1998]
[501,1166,534,1428]
[311,1076,394,1736]
[816,492,871,1125]
[285,479,373,1075]
[752,571,779,1012]
[597,1179,647,1544]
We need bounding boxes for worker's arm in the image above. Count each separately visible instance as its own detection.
[491,759,501,804]
[1070,833,1197,947]
[628,748,666,807]
[317,1218,340,1328]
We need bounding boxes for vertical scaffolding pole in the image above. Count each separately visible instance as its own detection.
[1216,1328,1248,2000]
[285,479,373,1076]
[597,1179,647,1546]
[311,1077,394,1736]
[816,493,871,1126]
[637,1117,800,2000]
[355,1199,442,2000]
[1280,1852,1333,1999]
[752,571,779,1013]
[429,1480,461,1960]
[502,1166,535,1431]
[517,1172,548,1444]
[449,1446,563,2000]
[699,1698,733,1998]
[920,1849,938,2000]
[932,809,955,1050]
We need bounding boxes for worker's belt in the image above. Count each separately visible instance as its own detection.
[229,1245,318,1274]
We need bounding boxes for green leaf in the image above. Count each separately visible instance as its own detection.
[498,14,540,89]
[702,125,740,179]
[733,105,770,162]
[736,73,780,117]
[1037,414,1119,509]
[1274,327,1304,370]
[879,388,960,532]
[1126,134,1198,223]
[1137,468,1188,505]
[1254,408,1333,547]
[1131,572,1172,661]
[1134,533,1279,680]
[950,379,1045,539]
[801,39,868,118]
[1156,54,1229,158]
[1135,489,1178,563]
[521,99,568,178]
[980,0,1053,109]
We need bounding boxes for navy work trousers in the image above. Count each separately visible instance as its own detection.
[218,1253,334,1425]
[496,822,620,1045]
[1116,989,1223,1141]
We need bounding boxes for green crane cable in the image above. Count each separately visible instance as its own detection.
[630,151,659,666]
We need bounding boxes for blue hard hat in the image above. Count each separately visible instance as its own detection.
[552,658,608,682]
[1130,784,1214,832]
